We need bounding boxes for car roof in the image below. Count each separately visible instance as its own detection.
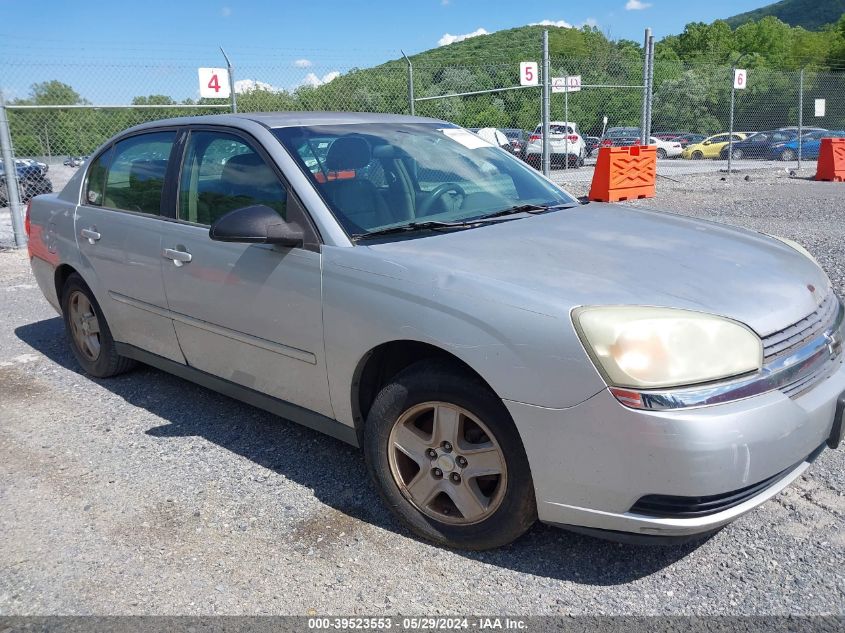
[117,111,448,135]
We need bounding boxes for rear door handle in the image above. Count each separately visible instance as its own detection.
[162,247,192,266]
[80,228,101,244]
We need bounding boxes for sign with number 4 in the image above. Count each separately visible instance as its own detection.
[198,67,231,99]
[733,68,747,90]
[520,62,539,87]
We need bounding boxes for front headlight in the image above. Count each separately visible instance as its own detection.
[769,235,821,268]
[573,306,762,389]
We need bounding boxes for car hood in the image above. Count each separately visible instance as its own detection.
[363,204,831,337]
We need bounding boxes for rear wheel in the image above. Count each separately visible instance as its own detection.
[780,148,795,161]
[363,360,536,550]
[731,148,743,160]
[656,148,667,159]
[61,273,136,378]
[691,150,703,160]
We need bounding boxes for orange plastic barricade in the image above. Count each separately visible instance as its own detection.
[815,138,845,182]
[588,145,656,202]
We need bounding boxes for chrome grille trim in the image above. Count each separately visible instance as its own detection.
[762,291,838,362]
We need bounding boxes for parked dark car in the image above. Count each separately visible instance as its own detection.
[653,132,684,141]
[0,160,53,206]
[600,127,641,148]
[584,136,601,157]
[719,130,797,160]
[501,128,528,158]
[671,133,707,148]
[768,129,845,161]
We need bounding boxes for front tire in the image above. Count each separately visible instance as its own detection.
[691,150,703,160]
[61,273,136,378]
[363,360,536,550]
[780,148,795,161]
[656,148,667,159]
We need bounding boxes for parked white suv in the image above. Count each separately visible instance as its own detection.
[525,121,586,168]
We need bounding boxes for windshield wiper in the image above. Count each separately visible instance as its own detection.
[352,220,479,240]
[472,202,577,221]
[351,202,577,240]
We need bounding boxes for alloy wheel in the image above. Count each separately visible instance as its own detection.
[68,290,101,362]
[387,401,507,525]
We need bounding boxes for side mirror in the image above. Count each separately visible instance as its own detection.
[209,204,304,247]
[702,140,711,146]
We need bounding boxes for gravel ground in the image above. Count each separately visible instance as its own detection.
[1,170,844,616]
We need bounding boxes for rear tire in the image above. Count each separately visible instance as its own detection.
[656,148,667,159]
[363,360,536,550]
[692,150,703,160]
[780,149,795,162]
[61,273,136,378]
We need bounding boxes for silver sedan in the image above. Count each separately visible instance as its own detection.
[27,113,844,550]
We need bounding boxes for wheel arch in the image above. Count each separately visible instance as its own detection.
[350,340,499,446]
[54,263,80,305]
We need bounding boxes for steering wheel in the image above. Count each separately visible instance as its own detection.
[417,182,466,217]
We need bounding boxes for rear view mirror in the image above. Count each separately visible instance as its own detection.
[209,204,304,247]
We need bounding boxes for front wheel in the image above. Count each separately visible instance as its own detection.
[691,150,703,160]
[656,148,667,159]
[363,360,536,550]
[780,148,795,162]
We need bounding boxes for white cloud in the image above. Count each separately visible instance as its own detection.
[437,27,489,46]
[301,70,341,87]
[530,19,574,28]
[441,0,449,5]
[530,18,599,29]
[234,79,278,93]
[625,0,651,10]
[294,58,312,68]
[220,6,232,17]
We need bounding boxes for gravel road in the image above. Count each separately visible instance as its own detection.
[1,169,843,616]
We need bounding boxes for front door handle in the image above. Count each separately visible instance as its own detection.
[162,247,192,267]
[80,227,101,244]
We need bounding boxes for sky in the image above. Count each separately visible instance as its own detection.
[1,0,768,102]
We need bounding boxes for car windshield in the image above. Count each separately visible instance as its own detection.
[274,123,575,238]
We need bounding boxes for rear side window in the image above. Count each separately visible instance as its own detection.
[178,131,287,226]
[91,132,175,215]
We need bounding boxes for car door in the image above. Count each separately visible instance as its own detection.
[75,130,184,363]
[159,127,333,418]
[705,134,728,157]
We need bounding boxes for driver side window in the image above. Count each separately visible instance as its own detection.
[179,131,287,226]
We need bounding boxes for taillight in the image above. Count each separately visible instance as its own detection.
[529,134,541,141]
[567,135,578,143]
[24,200,32,238]
[601,139,612,146]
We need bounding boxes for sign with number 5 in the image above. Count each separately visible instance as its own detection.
[733,68,747,90]
[520,62,539,87]
[198,67,231,99]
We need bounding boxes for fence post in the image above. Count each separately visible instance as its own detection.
[564,78,569,171]
[640,28,651,145]
[220,47,237,113]
[0,90,26,249]
[728,66,736,175]
[401,50,415,116]
[541,30,551,177]
[645,33,654,140]
[797,68,804,170]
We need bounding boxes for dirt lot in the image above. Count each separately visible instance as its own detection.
[0,170,843,616]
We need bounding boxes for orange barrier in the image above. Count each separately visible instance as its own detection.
[815,138,845,182]
[588,145,656,202]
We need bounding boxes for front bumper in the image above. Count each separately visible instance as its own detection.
[505,358,845,538]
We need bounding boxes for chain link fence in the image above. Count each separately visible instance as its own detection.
[3,43,845,245]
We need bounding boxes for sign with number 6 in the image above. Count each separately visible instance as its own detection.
[198,67,231,99]
[733,68,747,90]
[520,62,539,87]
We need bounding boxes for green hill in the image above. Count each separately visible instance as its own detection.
[725,0,845,30]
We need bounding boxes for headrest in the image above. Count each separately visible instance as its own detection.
[325,137,371,170]
[221,152,277,188]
